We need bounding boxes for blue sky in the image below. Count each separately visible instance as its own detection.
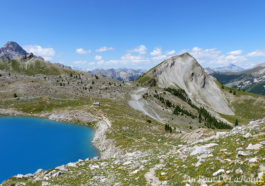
[1,0,265,70]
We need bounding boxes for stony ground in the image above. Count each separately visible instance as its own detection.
[2,118,265,185]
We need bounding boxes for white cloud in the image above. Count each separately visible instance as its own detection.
[71,44,265,70]
[76,48,91,54]
[185,47,248,67]
[152,55,167,62]
[94,55,103,61]
[190,47,221,59]
[229,50,242,55]
[104,53,150,66]
[76,46,178,69]
[247,50,265,57]
[96,46,114,52]
[150,48,162,56]
[94,55,104,65]
[128,45,147,54]
[167,50,176,55]
[23,45,55,60]
[120,53,149,64]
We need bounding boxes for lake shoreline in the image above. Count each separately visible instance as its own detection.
[0,109,119,183]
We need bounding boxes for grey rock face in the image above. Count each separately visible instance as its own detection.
[144,53,234,115]
[0,41,28,59]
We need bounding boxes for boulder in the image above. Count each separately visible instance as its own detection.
[235,168,243,174]
[213,169,225,176]
[237,151,249,157]
[246,144,262,150]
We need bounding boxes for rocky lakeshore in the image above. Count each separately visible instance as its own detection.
[0,107,123,184]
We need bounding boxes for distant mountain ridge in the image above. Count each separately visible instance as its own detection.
[88,68,146,81]
[206,64,245,73]
[213,64,245,72]
[255,62,265,68]
[211,64,265,95]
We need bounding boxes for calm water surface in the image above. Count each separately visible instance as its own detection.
[0,116,99,182]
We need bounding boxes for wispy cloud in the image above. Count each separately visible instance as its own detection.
[94,55,104,64]
[185,47,247,67]
[247,50,265,57]
[128,45,147,54]
[167,50,176,55]
[96,46,114,52]
[71,44,265,70]
[23,45,55,61]
[182,47,265,68]
[76,48,91,54]
[228,50,242,55]
[150,48,162,56]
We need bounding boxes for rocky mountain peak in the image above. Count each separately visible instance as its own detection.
[138,53,234,115]
[0,41,28,59]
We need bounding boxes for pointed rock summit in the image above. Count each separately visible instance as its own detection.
[138,53,234,115]
[0,41,28,59]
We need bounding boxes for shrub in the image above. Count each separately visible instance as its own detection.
[235,119,239,126]
[148,79,157,87]
[165,124,173,133]
[143,93,148,99]
[165,100,172,107]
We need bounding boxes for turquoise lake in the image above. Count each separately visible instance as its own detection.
[0,116,99,182]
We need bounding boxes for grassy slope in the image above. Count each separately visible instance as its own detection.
[0,58,76,76]
[3,96,265,185]
[215,80,265,125]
